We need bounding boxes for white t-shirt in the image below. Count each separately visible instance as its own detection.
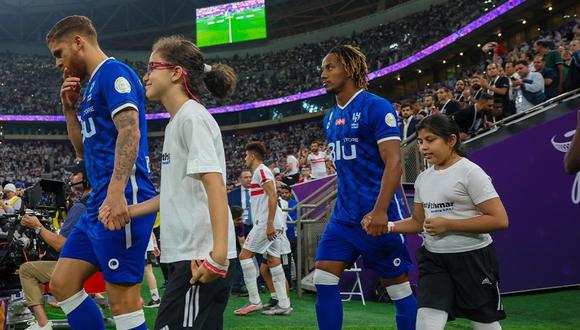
[308,151,328,179]
[286,155,299,175]
[159,100,237,263]
[250,164,284,229]
[414,158,498,253]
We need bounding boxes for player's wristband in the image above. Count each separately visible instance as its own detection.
[387,221,396,233]
[202,253,229,278]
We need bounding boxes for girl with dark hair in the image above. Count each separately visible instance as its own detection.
[99,35,238,329]
[391,114,509,330]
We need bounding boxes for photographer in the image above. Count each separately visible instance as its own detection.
[18,160,90,330]
[2,183,23,215]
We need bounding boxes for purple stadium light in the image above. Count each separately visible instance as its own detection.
[0,0,526,122]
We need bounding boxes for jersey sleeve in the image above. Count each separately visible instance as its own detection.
[256,166,275,186]
[100,63,141,119]
[369,98,401,144]
[181,116,223,179]
[465,167,499,205]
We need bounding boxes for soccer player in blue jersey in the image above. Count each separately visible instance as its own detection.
[315,45,417,330]
[46,16,156,330]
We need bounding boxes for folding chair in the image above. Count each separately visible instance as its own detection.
[340,261,366,306]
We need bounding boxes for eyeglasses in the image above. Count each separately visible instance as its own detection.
[146,61,200,103]
[146,61,178,75]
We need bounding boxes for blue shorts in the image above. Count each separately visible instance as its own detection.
[315,221,413,279]
[60,212,156,284]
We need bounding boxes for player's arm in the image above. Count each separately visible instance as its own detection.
[200,172,229,264]
[262,180,278,241]
[363,140,402,236]
[424,198,508,236]
[565,111,580,174]
[390,202,426,234]
[60,68,83,158]
[101,109,140,230]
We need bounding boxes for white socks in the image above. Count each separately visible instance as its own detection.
[270,264,290,308]
[416,307,447,330]
[240,258,261,305]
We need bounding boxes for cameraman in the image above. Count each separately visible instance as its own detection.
[2,183,23,214]
[18,160,90,330]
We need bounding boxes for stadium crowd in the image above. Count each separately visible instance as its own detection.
[0,0,504,115]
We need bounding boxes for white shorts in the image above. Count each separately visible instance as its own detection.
[243,225,285,257]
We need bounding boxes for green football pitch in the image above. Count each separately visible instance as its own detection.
[43,267,580,329]
[196,7,266,47]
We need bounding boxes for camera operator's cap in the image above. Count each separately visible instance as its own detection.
[64,160,85,174]
[15,182,25,189]
[3,183,16,192]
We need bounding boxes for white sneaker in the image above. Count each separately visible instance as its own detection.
[25,321,53,330]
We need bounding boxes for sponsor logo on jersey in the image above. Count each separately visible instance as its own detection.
[162,152,171,165]
[335,118,346,126]
[114,77,132,94]
[81,117,96,141]
[83,106,94,116]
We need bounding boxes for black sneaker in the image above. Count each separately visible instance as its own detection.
[144,299,161,308]
[262,298,279,311]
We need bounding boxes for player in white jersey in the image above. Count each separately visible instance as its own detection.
[307,141,330,179]
[391,114,509,330]
[100,35,238,329]
[234,142,292,316]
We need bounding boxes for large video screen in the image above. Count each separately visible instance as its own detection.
[196,0,267,48]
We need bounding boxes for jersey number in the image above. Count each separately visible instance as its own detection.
[328,141,357,161]
[81,118,96,141]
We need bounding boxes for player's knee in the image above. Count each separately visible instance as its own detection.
[386,281,413,301]
[313,269,339,286]
[50,275,75,301]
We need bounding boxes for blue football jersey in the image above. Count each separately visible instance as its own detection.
[79,58,156,219]
[323,90,406,225]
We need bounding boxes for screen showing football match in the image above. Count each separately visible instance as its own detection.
[196,0,267,48]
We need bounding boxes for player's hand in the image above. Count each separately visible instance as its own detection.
[98,205,111,225]
[60,67,81,112]
[100,191,130,231]
[266,224,276,241]
[361,209,388,236]
[424,217,450,236]
[190,259,220,284]
[21,215,41,229]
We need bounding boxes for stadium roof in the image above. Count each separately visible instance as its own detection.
[0,0,395,50]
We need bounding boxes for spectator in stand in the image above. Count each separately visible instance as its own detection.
[533,55,559,99]
[470,77,484,102]
[451,93,494,138]
[436,87,460,115]
[564,39,580,92]
[399,103,419,140]
[283,152,300,186]
[512,60,546,113]
[1,183,22,215]
[306,141,330,179]
[479,62,511,118]
[535,40,565,93]
[454,80,468,107]
[422,94,438,116]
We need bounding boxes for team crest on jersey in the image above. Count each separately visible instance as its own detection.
[114,77,131,94]
[351,112,361,129]
[385,113,397,127]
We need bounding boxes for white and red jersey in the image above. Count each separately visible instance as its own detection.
[250,164,284,229]
[308,151,329,179]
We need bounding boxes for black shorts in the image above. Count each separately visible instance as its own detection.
[283,173,299,186]
[145,251,156,265]
[154,261,233,330]
[416,244,506,323]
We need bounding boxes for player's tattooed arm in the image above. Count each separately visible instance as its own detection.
[99,108,139,231]
[110,109,140,188]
